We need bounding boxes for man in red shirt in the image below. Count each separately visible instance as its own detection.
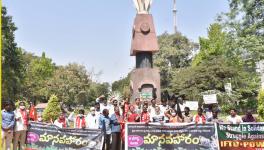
[140,103,150,123]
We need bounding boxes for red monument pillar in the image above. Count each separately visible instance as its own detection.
[130,1,160,102]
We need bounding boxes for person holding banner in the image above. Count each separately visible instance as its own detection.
[193,108,206,124]
[140,103,150,123]
[134,98,142,114]
[86,107,99,129]
[127,105,140,122]
[99,109,111,150]
[14,101,29,150]
[159,99,169,122]
[183,107,193,123]
[110,106,123,150]
[152,105,165,123]
[148,99,157,117]
[226,108,243,124]
[165,108,183,123]
[54,112,70,128]
[207,110,223,123]
[74,109,86,129]
[2,101,15,150]
[242,110,256,122]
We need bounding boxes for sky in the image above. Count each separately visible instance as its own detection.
[3,0,229,83]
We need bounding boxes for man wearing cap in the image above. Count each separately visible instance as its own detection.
[2,101,15,150]
[86,107,100,129]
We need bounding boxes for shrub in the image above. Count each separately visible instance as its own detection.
[257,89,264,121]
[42,95,61,122]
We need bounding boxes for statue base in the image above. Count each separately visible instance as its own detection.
[130,68,161,103]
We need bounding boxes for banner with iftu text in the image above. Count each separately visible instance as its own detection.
[26,122,103,150]
[217,123,264,150]
[125,123,218,150]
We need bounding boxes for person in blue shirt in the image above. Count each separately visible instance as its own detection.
[2,101,15,150]
[99,109,111,150]
[110,106,122,150]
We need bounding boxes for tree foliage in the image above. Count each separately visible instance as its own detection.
[154,32,197,91]
[45,63,91,106]
[258,89,264,121]
[112,74,130,97]
[219,0,264,68]
[192,23,227,66]
[2,7,24,100]
[42,95,61,122]
[21,52,55,102]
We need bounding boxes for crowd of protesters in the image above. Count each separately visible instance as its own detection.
[2,95,257,150]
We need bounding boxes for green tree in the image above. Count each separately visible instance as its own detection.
[192,23,227,66]
[154,32,197,91]
[112,74,130,97]
[258,89,264,121]
[219,0,264,69]
[22,52,55,102]
[46,63,92,106]
[42,95,61,122]
[2,7,24,100]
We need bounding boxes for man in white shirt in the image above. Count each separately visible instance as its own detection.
[100,99,112,114]
[148,99,158,118]
[159,99,169,122]
[14,101,29,150]
[151,106,165,123]
[134,98,142,114]
[86,107,99,129]
[226,108,243,124]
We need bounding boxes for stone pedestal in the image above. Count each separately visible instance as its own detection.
[130,68,160,101]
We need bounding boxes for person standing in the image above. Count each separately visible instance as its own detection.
[110,106,122,150]
[2,101,15,150]
[140,104,150,123]
[165,108,183,123]
[183,107,193,123]
[134,98,142,114]
[207,110,223,123]
[159,99,169,122]
[100,98,112,114]
[74,109,86,129]
[121,98,130,119]
[148,99,157,117]
[94,102,101,116]
[127,105,140,122]
[54,112,70,128]
[151,106,165,123]
[29,101,37,121]
[14,101,29,150]
[193,108,206,124]
[109,98,119,116]
[226,108,243,124]
[99,109,111,150]
[242,110,256,122]
[86,107,99,129]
